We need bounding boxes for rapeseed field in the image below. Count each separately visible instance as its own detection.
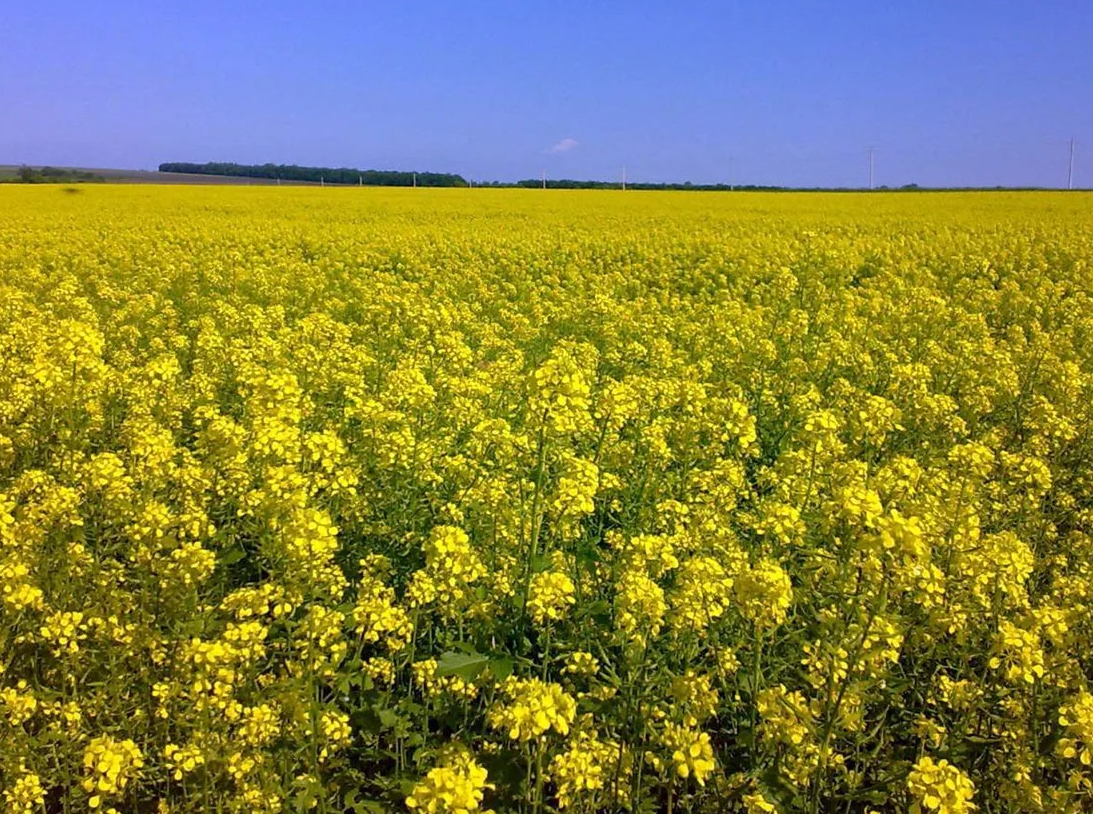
[2,186,1093,813]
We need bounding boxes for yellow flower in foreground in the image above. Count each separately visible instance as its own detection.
[907,756,976,814]
[488,677,576,741]
[406,749,493,814]
[661,723,716,785]
[82,736,144,802]
[527,570,576,625]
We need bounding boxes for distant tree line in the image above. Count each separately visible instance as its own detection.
[2,166,104,184]
[152,164,1045,192]
[158,162,468,187]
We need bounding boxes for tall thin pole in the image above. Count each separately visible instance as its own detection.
[729,156,734,191]
[868,147,874,190]
[542,168,546,189]
[622,166,627,190]
[413,172,417,188]
[1068,139,1075,190]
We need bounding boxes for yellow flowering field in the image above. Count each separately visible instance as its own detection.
[2,186,1093,814]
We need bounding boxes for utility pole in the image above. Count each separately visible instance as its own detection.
[729,156,734,191]
[321,175,325,187]
[359,175,362,186]
[542,168,546,189]
[622,165,627,190]
[1068,138,1075,190]
[868,147,874,190]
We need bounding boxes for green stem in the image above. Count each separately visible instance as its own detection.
[521,419,550,620]
[533,740,545,814]
[751,630,765,731]
[810,578,889,814]
[542,623,552,681]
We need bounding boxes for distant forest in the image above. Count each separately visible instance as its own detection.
[159,163,788,190]
[1,166,104,184]
[156,163,960,191]
[159,162,468,187]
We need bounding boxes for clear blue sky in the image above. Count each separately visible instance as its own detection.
[3,1,1090,187]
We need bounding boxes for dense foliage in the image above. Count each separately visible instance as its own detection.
[2,187,1093,814]
[158,163,468,187]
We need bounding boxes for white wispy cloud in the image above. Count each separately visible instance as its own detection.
[546,138,579,154]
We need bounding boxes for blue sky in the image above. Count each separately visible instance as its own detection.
[2,1,1091,187]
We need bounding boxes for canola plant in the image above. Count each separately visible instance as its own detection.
[1,186,1093,813]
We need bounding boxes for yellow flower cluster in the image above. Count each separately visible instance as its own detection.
[39,609,86,655]
[406,749,493,814]
[548,731,630,810]
[670,555,736,632]
[163,743,206,780]
[614,571,667,643]
[318,710,352,760]
[906,756,976,814]
[670,671,719,728]
[2,767,44,814]
[661,723,716,785]
[412,659,479,700]
[488,677,577,741]
[734,559,793,629]
[82,736,144,807]
[1057,691,1093,766]
[529,350,592,436]
[527,570,576,625]
[562,651,599,677]
[352,571,413,651]
[408,525,488,614]
[1,682,38,726]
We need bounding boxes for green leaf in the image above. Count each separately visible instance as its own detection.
[435,650,489,682]
[488,656,514,681]
[217,546,246,566]
[584,600,612,624]
[575,544,601,566]
[529,553,551,573]
[293,786,318,814]
[377,708,404,730]
[577,695,603,714]
[355,801,389,814]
